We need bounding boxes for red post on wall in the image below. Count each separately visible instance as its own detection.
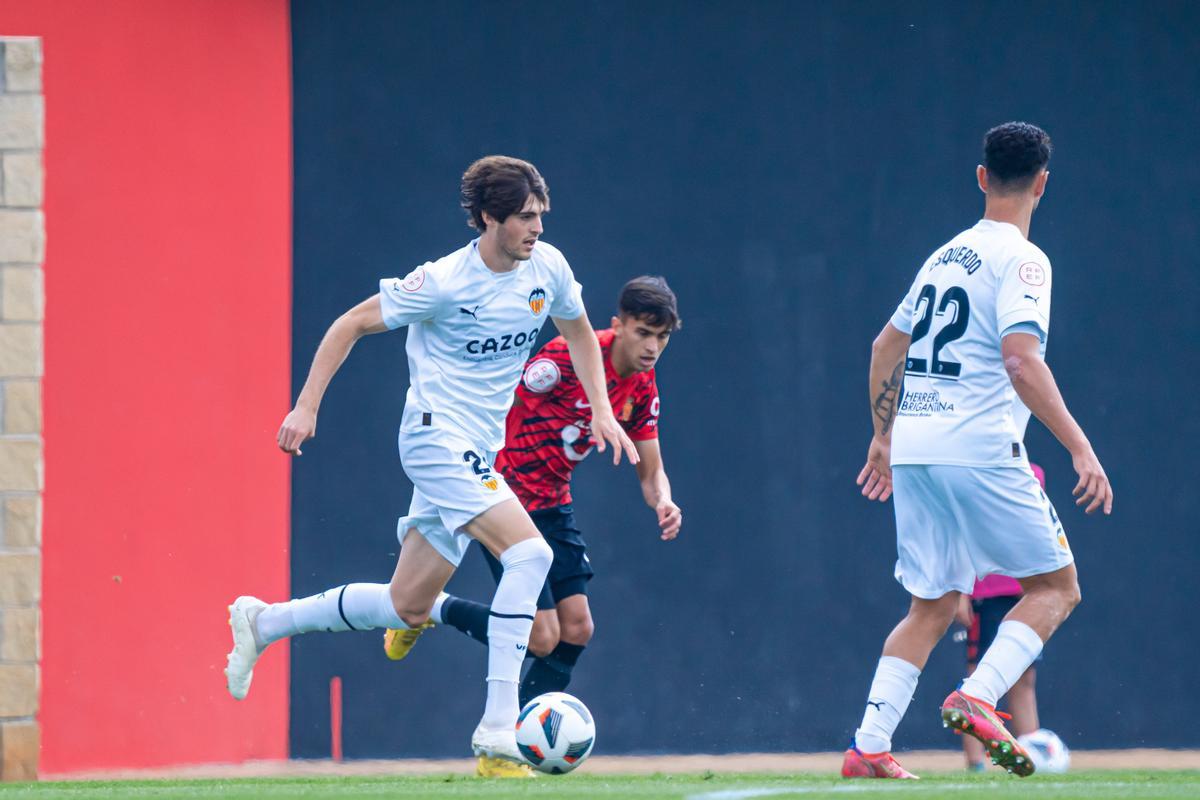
[330,676,343,762]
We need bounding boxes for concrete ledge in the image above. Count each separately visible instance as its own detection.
[0,719,37,781]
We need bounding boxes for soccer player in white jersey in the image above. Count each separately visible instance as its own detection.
[842,123,1113,779]
[223,156,638,774]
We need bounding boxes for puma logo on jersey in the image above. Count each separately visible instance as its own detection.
[867,700,887,711]
[459,305,481,320]
[1023,294,1040,305]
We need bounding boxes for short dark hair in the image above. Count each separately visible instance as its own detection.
[460,156,549,231]
[983,122,1052,193]
[618,275,682,331]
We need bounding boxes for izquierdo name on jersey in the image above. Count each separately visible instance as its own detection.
[933,245,983,275]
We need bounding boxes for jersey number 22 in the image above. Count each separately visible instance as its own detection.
[905,284,970,379]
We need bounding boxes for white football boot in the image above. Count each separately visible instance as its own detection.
[471,722,526,763]
[225,596,267,700]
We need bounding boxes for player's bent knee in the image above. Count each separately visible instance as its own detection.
[529,627,560,658]
[530,537,553,568]
[561,615,594,645]
[388,586,434,628]
[391,594,433,628]
[528,613,560,657]
[502,536,553,571]
[1062,582,1082,612]
[397,606,432,628]
[1039,576,1081,614]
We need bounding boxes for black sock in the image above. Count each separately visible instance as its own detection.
[519,641,586,706]
[440,595,490,646]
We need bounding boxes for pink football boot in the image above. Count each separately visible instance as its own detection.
[941,690,1035,776]
[841,740,919,779]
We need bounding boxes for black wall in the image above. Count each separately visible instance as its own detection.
[289,0,1200,757]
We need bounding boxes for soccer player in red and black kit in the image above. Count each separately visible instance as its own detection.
[383,276,682,709]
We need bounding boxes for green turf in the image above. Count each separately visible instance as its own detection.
[1,771,1198,800]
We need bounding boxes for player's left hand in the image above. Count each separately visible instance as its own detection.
[857,436,893,502]
[656,500,682,541]
[590,411,640,466]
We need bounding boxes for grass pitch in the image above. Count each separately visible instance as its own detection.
[1,771,1199,800]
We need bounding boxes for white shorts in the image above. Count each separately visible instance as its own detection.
[396,415,516,567]
[892,464,1073,599]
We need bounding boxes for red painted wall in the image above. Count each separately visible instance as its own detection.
[0,0,292,773]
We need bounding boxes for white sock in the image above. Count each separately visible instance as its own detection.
[484,680,520,732]
[854,656,921,754]
[430,592,449,625]
[960,620,1043,706]
[254,583,410,645]
[480,537,552,730]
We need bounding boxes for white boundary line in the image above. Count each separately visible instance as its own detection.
[687,782,1170,800]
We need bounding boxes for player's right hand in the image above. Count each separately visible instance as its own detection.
[856,436,892,502]
[278,406,317,456]
[590,411,640,466]
[1071,447,1113,515]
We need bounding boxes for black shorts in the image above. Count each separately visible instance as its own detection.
[967,595,1043,665]
[481,505,594,611]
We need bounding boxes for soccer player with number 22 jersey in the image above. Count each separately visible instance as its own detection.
[844,123,1113,779]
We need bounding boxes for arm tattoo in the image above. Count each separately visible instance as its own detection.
[872,361,905,435]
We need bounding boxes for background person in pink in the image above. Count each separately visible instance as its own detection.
[957,462,1047,770]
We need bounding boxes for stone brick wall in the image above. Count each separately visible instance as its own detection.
[0,36,43,783]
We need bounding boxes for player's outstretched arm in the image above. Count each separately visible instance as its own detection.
[857,323,911,502]
[553,312,639,466]
[634,438,680,540]
[278,295,389,456]
[1001,332,1113,514]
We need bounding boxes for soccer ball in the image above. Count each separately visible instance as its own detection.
[1017,728,1070,773]
[514,692,596,774]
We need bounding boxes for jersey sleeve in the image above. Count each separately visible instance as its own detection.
[888,271,925,334]
[1001,321,1045,341]
[996,256,1052,338]
[548,252,585,320]
[378,263,441,329]
[625,379,661,441]
[514,338,574,409]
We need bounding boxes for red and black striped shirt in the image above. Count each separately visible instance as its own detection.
[495,329,660,510]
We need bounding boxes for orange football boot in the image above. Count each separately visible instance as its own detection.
[841,740,919,779]
[941,690,1034,776]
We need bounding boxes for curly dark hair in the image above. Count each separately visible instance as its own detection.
[983,122,1052,193]
[460,156,549,231]
[619,275,682,332]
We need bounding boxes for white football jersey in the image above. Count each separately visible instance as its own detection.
[379,239,584,451]
[889,219,1052,467]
